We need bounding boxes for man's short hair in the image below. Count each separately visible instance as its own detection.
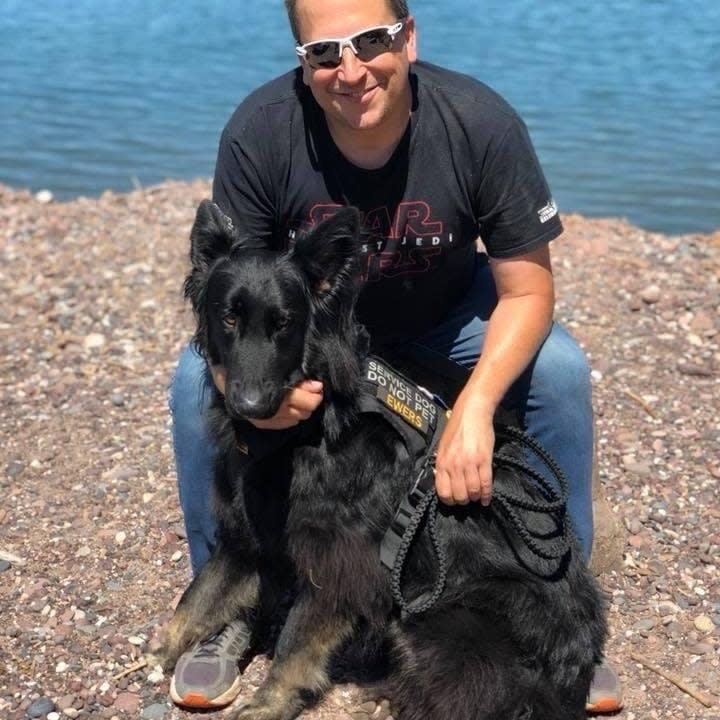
[285,0,410,43]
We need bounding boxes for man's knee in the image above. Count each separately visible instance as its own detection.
[533,325,592,403]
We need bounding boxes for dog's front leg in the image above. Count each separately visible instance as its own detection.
[158,542,260,670]
[231,596,353,720]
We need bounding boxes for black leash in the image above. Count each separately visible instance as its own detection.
[385,423,572,616]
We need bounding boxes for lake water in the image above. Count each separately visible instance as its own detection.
[1,0,719,235]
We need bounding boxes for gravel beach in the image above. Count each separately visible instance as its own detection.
[1,180,718,719]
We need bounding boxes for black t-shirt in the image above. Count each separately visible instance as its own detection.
[213,61,562,343]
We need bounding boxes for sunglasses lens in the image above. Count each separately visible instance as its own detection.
[305,41,342,68]
[354,28,395,61]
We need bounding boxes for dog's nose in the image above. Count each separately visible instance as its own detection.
[230,386,268,419]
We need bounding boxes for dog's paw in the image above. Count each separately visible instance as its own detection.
[229,690,303,720]
[230,702,288,720]
[154,612,200,671]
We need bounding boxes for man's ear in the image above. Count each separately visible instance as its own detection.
[403,16,418,64]
[290,206,361,293]
[189,200,236,271]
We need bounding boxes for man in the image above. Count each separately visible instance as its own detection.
[168,0,623,713]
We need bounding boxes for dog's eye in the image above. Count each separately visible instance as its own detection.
[275,313,291,332]
[222,313,237,328]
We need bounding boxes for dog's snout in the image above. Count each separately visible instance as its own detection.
[226,382,278,420]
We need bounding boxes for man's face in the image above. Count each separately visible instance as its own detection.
[295,0,417,135]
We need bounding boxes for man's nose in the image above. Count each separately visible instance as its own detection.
[337,46,366,83]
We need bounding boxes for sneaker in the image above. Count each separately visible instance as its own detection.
[586,658,624,714]
[170,619,251,709]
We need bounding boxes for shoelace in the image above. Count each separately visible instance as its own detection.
[194,622,251,659]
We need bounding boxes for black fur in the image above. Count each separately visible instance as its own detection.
[162,200,607,720]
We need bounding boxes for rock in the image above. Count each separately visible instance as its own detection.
[625,517,643,535]
[83,333,106,350]
[632,618,657,633]
[658,601,682,616]
[677,362,713,377]
[686,642,714,655]
[35,189,54,203]
[639,285,661,304]
[5,460,24,477]
[146,669,164,685]
[27,697,56,717]
[693,615,715,633]
[141,703,168,720]
[47,714,60,720]
[589,466,625,576]
[623,460,652,476]
[0,559,11,573]
[114,693,140,714]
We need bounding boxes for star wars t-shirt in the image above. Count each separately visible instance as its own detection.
[213,61,562,343]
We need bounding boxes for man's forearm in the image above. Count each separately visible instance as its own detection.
[459,291,554,414]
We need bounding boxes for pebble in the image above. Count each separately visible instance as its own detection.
[632,618,657,633]
[27,697,56,718]
[623,460,652,476]
[127,635,145,646]
[693,615,715,633]
[114,692,140,714]
[6,460,25,477]
[146,669,164,684]
[47,713,60,720]
[110,393,125,407]
[83,333,106,350]
[0,559,11,572]
[35,189,54,203]
[141,703,168,720]
[639,285,661,304]
[63,711,79,719]
[658,601,682,616]
[115,531,127,545]
[687,642,714,655]
[626,518,643,535]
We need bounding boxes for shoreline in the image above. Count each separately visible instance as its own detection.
[2,179,720,243]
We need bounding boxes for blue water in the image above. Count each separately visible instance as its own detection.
[1,1,719,235]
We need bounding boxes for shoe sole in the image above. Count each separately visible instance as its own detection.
[170,674,243,709]
[586,697,624,714]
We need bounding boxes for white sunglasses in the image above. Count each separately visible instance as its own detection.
[295,21,405,69]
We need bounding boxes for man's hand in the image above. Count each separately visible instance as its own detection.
[434,393,495,506]
[210,365,324,429]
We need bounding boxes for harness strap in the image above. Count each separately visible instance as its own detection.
[384,423,573,616]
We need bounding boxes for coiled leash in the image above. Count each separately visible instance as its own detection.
[362,357,572,617]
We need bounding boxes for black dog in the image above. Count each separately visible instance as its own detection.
[160,200,607,720]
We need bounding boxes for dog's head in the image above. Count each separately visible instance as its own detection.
[184,200,363,421]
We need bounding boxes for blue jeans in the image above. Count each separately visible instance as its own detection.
[169,257,594,575]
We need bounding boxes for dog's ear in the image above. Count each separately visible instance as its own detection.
[290,206,361,292]
[189,199,236,270]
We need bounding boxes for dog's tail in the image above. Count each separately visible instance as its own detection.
[384,607,578,720]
